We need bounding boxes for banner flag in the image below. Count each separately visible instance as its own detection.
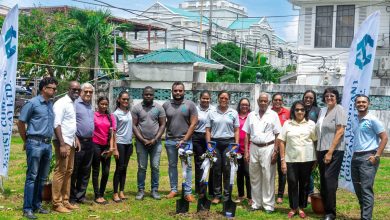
[340,11,380,192]
[0,4,19,183]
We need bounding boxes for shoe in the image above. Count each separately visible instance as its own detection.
[113,198,122,203]
[250,207,261,211]
[53,205,71,213]
[184,194,196,203]
[34,207,50,214]
[211,198,220,204]
[288,210,296,218]
[23,211,37,219]
[265,209,274,214]
[136,190,145,200]
[323,214,336,220]
[234,196,245,203]
[64,202,79,210]
[299,210,306,219]
[151,190,161,200]
[276,197,283,204]
[77,198,93,205]
[248,199,253,206]
[94,198,108,205]
[166,191,177,199]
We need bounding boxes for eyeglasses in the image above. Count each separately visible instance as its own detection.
[295,108,305,112]
[121,98,129,101]
[84,90,93,94]
[45,86,57,91]
[273,99,282,102]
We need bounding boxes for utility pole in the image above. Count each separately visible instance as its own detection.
[207,0,213,59]
[198,0,204,56]
[238,19,243,83]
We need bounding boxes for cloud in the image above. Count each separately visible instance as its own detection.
[282,16,299,42]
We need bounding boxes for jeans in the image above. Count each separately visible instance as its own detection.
[23,138,52,212]
[165,139,192,195]
[351,150,379,220]
[287,161,315,210]
[92,143,111,199]
[136,140,162,191]
[113,143,133,193]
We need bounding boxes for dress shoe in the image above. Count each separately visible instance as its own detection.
[151,190,161,200]
[34,207,50,214]
[77,198,93,205]
[184,194,196,202]
[23,211,37,219]
[166,191,177,199]
[135,190,145,200]
[265,209,274,214]
[323,214,336,220]
[53,205,71,213]
[64,202,79,210]
[211,198,221,204]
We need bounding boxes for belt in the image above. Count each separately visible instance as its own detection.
[354,150,376,156]
[27,135,52,144]
[253,140,275,147]
[77,136,92,142]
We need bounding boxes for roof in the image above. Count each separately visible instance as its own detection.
[228,17,264,30]
[160,3,210,25]
[129,48,218,65]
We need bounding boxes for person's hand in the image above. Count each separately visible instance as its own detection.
[23,143,27,151]
[113,148,119,160]
[281,161,287,174]
[75,138,81,152]
[244,151,250,163]
[324,152,333,164]
[144,139,152,147]
[150,138,157,146]
[60,144,70,158]
[271,151,278,164]
[367,155,378,165]
[176,139,186,149]
[106,149,114,158]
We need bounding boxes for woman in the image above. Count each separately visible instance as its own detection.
[236,98,252,204]
[193,91,215,195]
[92,96,117,205]
[206,90,240,204]
[113,91,133,202]
[316,88,347,220]
[278,100,317,218]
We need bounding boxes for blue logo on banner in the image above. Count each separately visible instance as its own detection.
[355,34,374,70]
[5,26,17,59]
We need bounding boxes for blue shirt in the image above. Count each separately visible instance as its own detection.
[18,95,54,138]
[353,113,385,152]
[206,107,239,139]
[75,97,94,138]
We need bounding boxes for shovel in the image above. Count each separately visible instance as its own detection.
[197,141,217,212]
[223,143,241,218]
[176,142,192,214]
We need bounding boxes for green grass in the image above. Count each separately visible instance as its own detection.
[1,136,389,219]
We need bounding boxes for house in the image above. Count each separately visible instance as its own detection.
[0,5,10,16]
[288,0,390,86]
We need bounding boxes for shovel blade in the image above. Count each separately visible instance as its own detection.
[223,199,237,217]
[176,198,189,214]
[197,197,211,212]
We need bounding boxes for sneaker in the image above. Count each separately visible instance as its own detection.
[184,194,196,202]
[64,202,79,210]
[166,191,177,199]
[135,190,145,200]
[151,190,161,200]
[34,207,50,214]
[53,205,71,213]
[23,211,37,219]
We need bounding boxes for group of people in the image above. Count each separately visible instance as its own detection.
[17,77,388,220]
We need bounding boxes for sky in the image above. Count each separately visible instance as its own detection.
[0,0,299,42]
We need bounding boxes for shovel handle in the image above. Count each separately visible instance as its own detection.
[228,143,239,153]
[207,141,217,152]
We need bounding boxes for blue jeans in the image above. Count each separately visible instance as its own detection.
[165,139,192,195]
[23,139,52,212]
[136,140,162,191]
[351,151,379,220]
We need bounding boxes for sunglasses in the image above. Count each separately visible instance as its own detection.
[84,90,93,94]
[45,86,57,91]
[295,108,305,112]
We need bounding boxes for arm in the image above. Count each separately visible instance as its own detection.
[234,127,240,144]
[54,126,70,158]
[279,140,287,174]
[152,116,166,145]
[17,120,27,150]
[205,127,211,143]
[368,132,388,165]
[324,125,345,164]
[178,114,198,148]
[244,133,250,162]
[132,116,148,145]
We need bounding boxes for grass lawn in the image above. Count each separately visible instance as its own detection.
[0,136,389,219]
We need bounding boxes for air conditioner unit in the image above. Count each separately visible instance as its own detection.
[380,56,390,70]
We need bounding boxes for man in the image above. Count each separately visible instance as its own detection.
[18,77,58,219]
[52,81,81,213]
[271,93,290,204]
[351,94,388,220]
[132,86,166,200]
[70,83,95,205]
[163,82,198,202]
[243,92,281,213]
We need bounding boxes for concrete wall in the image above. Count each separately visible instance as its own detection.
[128,63,194,82]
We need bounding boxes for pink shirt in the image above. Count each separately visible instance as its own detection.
[92,112,116,146]
[239,114,249,154]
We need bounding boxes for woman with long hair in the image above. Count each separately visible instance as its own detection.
[112,91,133,202]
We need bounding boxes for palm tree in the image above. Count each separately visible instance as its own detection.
[55,9,132,82]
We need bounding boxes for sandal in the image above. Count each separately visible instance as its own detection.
[288,210,296,218]
[113,198,122,203]
[298,210,306,219]
[94,198,108,205]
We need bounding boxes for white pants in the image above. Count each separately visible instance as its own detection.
[249,144,276,211]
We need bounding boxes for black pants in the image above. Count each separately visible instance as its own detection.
[70,138,94,203]
[212,138,234,200]
[92,143,111,199]
[287,161,315,210]
[237,157,251,199]
[318,150,344,217]
[277,154,287,198]
[113,143,133,193]
[193,132,214,196]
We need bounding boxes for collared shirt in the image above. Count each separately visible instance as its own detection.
[114,108,133,144]
[53,94,77,146]
[353,113,385,152]
[75,97,94,138]
[272,106,290,126]
[238,113,249,154]
[132,101,166,140]
[163,99,198,139]
[206,107,239,139]
[242,109,281,144]
[195,105,215,133]
[92,112,116,146]
[278,119,317,162]
[19,95,55,138]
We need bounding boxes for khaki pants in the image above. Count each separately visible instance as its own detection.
[52,141,75,208]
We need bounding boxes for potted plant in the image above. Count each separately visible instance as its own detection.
[42,156,56,202]
[310,165,325,214]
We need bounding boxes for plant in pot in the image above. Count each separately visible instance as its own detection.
[42,156,56,202]
[310,165,325,214]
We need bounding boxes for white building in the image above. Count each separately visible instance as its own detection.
[0,5,10,16]
[288,0,390,86]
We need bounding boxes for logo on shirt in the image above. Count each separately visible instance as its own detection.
[228,113,234,120]
[181,105,187,113]
[151,108,159,117]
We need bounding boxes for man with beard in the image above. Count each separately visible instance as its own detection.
[52,81,81,213]
[163,82,198,202]
[132,86,166,200]
[70,83,95,205]
[351,94,388,220]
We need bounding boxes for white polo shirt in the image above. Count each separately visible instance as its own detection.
[53,94,76,146]
[242,109,281,144]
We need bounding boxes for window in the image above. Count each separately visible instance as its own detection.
[336,5,355,48]
[315,6,333,48]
